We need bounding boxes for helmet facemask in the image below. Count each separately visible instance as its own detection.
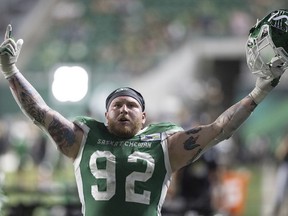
[246,10,288,78]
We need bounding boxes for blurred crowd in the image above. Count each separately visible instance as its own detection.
[1,0,287,77]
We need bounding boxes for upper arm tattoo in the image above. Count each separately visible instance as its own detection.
[48,115,76,152]
[184,127,203,164]
[184,128,201,150]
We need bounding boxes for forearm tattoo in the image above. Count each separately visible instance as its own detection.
[249,97,258,111]
[216,96,256,136]
[19,91,46,124]
[10,75,47,125]
[181,96,256,165]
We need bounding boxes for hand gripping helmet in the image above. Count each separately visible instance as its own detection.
[246,9,288,78]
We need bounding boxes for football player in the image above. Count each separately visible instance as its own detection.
[0,9,287,216]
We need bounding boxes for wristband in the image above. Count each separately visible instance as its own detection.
[1,64,19,79]
[249,87,269,104]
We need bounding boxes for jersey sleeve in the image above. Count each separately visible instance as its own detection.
[143,122,183,135]
[72,116,92,125]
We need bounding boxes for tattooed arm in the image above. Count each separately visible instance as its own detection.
[7,73,83,159]
[168,96,256,172]
[0,25,82,159]
[168,70,282,172]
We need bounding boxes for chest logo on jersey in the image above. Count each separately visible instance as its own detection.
[97,139,152,148]
[140,133,161,141]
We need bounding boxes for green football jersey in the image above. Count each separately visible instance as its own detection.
[73,116,183,216]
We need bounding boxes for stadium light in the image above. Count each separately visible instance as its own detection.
[52,65,88,102]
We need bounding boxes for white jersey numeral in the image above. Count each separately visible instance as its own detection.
[126,151,154,204]
[89,151,116,200]
[89,150,155,204]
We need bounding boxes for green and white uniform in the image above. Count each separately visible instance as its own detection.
[73,116,183,216]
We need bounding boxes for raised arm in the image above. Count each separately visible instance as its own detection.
[168,74,283,172]
[0,25,82,159]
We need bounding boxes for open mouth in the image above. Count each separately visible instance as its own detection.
[119,117,130,123]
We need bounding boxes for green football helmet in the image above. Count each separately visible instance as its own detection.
[246,9,288,78]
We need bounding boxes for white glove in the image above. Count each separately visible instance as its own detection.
[249,75,281,104]
[0,24,23,79]
[249,54,287,104]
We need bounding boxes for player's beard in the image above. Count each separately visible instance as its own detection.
[107,119,143,138]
